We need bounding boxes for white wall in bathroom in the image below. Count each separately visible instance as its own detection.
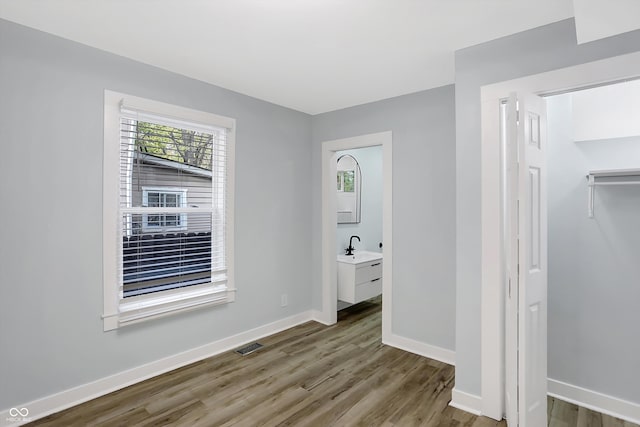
[335,145,383,254]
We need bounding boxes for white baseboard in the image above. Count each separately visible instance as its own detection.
[449,379,640,423]
[310,309,333,325]
[383,333,456,366]
[0,311,315,427]
[450,388,483,416]
[548,378,640,425]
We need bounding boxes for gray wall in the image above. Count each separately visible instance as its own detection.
[454,19,640,395]
[547,94,640,403]
[336,146,383,254]
[312,86,457,351]
[0,19,312,409]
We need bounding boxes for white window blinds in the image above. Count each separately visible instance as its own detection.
[119,106,228,298]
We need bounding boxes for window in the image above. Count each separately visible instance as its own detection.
[103,91,235,330]
[337,171,355,192]
[142,187,188,231]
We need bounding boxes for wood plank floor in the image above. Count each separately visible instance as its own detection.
[28,297,636,426]
[548,397,638,427]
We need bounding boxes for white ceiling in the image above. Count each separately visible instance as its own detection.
[0,0,578,114]
[573,0,640,44]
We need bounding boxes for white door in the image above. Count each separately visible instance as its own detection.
[505,92,548,427]
[504,95,519,427]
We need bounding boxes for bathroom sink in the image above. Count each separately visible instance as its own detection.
[337,251,383,265]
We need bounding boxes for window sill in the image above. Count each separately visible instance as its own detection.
[103,284,235,331]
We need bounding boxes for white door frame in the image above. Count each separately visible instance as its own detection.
[320,131,393,341]
[480,51,640,420]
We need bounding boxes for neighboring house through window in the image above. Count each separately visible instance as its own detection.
[103,91,236,330]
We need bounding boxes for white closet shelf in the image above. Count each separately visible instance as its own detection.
[586,168,640,218]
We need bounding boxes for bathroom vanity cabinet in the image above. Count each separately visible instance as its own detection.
[337,253,383,304]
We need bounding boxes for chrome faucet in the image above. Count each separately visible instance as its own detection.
[345,235,360,255]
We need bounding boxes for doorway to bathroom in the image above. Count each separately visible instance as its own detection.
[335,146,383,312]
[320,131,393,342]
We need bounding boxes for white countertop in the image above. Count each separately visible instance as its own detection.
[337,251,383,265]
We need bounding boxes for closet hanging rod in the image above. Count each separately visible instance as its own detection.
[586,168,640,218]
[589,181,640,186]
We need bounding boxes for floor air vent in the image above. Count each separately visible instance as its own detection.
[235,342,263,356]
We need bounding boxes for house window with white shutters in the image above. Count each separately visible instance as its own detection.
[141,187,188,231]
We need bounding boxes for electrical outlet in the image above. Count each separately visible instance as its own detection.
[281,294,288,307]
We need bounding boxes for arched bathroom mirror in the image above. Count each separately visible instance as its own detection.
[336,154,361,224]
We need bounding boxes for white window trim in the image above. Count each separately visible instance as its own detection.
[141,186,188,232]
[103,90,236,331]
